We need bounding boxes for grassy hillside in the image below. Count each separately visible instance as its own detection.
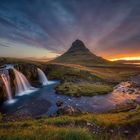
[51,40,111,67]
[45,63,140,96]
[45,63,114,96]
[1,108,140,140]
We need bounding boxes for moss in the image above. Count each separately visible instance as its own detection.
[56,82,113,96]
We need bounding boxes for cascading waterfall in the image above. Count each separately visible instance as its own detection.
[13,68,37,96]
[37,68,49,86]
[0,73,15,104]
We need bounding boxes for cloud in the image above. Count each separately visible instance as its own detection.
[0,43,11,47]
[0,0,139,58]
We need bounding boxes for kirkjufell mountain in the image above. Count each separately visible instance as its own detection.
[52,39,110,66]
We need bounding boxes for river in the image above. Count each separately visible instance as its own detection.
[1,78,140,118]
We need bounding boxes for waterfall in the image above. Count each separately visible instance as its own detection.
[13,68,37,96]
[37,68,49,86]
[1,73,15,104]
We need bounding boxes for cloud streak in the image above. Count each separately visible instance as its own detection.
[0,0,139,59]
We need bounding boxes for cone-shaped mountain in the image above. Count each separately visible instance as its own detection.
[52,39,109,66]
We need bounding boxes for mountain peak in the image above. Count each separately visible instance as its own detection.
[67,39,90,53]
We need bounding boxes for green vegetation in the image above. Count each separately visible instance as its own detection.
[33,108,140,127]
[0,126,92,140]
[46,63,140,96]
[90,66,140,83]
[56,82,113,96]
[46,64,114,96]
[1,109,140,139]
[46,64,102,82]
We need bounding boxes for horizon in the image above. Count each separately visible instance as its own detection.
[0,0,140,61]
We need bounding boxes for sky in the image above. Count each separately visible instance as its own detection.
[0,0,140,60]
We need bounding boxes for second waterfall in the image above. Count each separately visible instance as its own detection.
[13,68,37,96]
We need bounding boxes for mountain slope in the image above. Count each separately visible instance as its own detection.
[51,39,110,66]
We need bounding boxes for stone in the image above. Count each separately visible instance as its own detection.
[57,105,81,115]
[56,100,64,107]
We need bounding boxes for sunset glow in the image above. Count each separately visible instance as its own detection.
[110,57,140,61]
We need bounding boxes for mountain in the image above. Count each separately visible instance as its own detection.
[51,39,110,66]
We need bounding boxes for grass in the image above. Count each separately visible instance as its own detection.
[46,63,140,96]
[1,109,140,139]
[90,67,140,83]
[56,82,113,96]
[33,108,140,127]
[46,64,102,82]
[48,63,140,83]
[0,126,93,140]
[46,64,115,96]
[1,59,140,139]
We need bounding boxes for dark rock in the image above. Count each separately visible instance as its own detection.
[124,130,129,134]
[57,105,81,115]
[56,100,64,107]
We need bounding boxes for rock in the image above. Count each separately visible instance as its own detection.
[56,100,64,107]
[124,130,129,134]
[127,89,135,94]
[109,129,114,133]
[57,105,81,115]
[87,122,93,126]
[113,81,140,97]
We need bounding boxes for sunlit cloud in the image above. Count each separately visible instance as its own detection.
[110,57,140,61]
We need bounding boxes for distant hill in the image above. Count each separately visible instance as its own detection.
[51,39,110,66]
[116,60,140,64]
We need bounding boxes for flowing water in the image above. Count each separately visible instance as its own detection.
[37,68,56,85]
[37,68,49,85]
[13,68,37,96]
[0,73,16,104]
[1,80,140,116]
[0,65,140,116]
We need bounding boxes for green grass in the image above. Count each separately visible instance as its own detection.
[1,109,140,140]
[33,108,140,127]
[46,64,115,96]
[46,64,102,82]
[0,126,93,140]
[90,66,140,83]
[56,82,113,96]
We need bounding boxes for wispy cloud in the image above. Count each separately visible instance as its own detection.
[0,0,139,58]
[0,43,11,47]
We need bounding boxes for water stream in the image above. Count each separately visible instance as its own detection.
[0,73,16,104]
[0,65,140,116]
[13,68,37,96]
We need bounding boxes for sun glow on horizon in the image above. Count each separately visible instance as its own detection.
[110,57,140,61]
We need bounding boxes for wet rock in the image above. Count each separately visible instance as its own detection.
[124,130,129,134]
[127,89,135,94]
[56,100,64,107]
[87,122,93,126]
[109,129,114,133]
[113,81,140,96]
[57,105,81,115]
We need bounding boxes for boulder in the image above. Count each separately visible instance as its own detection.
[56,100,64,107]
[57,105,81,115]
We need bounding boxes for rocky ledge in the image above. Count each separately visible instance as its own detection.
[113,81,140,95]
